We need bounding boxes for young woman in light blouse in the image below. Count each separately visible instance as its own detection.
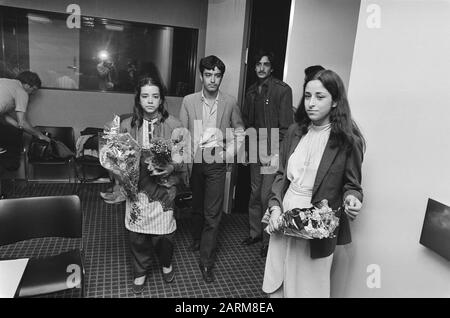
[263,70,365,298]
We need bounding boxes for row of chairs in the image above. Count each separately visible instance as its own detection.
[1,113,135,187]
[27,125,106,184]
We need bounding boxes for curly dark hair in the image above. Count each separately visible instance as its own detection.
[199,55,225,75]
[16,71,41,89]
[295,69,366,151]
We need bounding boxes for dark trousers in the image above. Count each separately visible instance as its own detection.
[0,121,22,197]
[248,163,276,245]
[0,121,22,171]
[128,231,175,277]
[190,161,227,267]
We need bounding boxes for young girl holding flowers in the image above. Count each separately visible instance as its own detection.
[119,76,186,294]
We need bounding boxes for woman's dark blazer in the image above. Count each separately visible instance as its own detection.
[268,123,364,259]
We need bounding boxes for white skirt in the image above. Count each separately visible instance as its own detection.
[262,186,333,298]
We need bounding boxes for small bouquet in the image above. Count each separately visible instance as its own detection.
[143,136,184,185]
[144,138,174,173]
[263,200,340,239]
[99,115,141,221]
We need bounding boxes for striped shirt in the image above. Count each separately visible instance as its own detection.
[125,193,176,235]
[121,115,181,235]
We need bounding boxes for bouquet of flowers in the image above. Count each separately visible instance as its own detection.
[144,138,173,172]
[143,136,184,185]
[99,115,142,221]
[263,199,340,239]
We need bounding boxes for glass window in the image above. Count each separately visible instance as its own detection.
[0,6,198,96]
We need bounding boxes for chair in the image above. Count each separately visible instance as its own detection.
[0,195,84,297]
[76,114,132,185]
[25,126,76,182]
[75,127,107,184]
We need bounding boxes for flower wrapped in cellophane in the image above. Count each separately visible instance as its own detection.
[99,115,141,219]
[262,199,340,239]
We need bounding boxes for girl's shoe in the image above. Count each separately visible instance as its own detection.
[132,275,146,294]
[162,268,175,283]
[100,191,116,200]
[104,192,126,204]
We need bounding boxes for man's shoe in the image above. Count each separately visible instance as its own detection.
[199,264,214,283]
[132,275,146,294]
[260,245,268,258]
[190,240,200,252]
[162,268,175,283]
[241,236,262,245]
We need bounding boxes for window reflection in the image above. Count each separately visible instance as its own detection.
[0,6,198,96]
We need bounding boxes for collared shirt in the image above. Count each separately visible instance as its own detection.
[142,116,160,149]
[199,90,222,149]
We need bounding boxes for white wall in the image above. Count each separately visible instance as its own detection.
[27,90,183,132]
[283,0,360,107]
[332,0,450,297]
[204,0,247,100]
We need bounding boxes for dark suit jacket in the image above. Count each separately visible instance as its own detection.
[268,123,364,258]
[242,76,293,143]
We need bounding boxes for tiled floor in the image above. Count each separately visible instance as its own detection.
[0,182,267,298]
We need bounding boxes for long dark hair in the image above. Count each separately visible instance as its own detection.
[295,69,366,151]
[131,76,169,128]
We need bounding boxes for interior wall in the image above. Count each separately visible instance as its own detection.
[283,0,360,107]
[204,0,247,102]
[331,0,450,297]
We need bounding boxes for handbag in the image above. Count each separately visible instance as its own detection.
[28,132,75,161]
[52,140,75,159]
[28,136,54,161]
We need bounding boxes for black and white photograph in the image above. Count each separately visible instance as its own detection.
[0,0,449,303]
[420,199,450,262]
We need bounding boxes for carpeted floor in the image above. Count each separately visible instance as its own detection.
[0,182,267,298]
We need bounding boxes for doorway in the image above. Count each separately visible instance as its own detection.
[233,0,292,213]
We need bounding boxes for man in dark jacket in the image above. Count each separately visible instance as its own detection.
[241,50,293,257]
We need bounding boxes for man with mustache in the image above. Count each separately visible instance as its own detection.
[241,50,293,257]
